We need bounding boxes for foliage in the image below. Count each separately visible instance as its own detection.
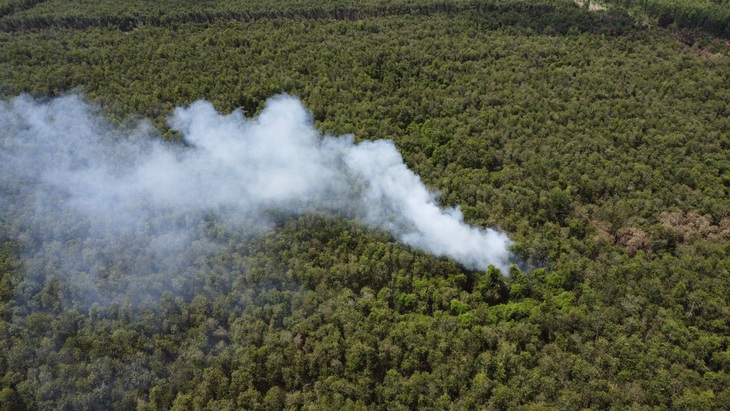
[602,0,730,38]
[1,0,730,409]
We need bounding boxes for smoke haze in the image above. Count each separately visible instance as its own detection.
[0,94,512,304]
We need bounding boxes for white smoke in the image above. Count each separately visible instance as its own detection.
[0,93,512,302]
[344,140,512,271]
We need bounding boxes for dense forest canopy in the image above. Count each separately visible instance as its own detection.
[603,0,730,38]
[1,0,730,409]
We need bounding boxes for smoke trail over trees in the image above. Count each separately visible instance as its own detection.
[0,93,511,304]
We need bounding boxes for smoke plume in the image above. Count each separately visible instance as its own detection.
[0,94,511,304]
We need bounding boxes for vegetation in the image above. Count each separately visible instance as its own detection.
[1,0,730,409]
[603,0,730,38]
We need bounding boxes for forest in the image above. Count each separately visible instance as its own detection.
[1,0,730,409]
